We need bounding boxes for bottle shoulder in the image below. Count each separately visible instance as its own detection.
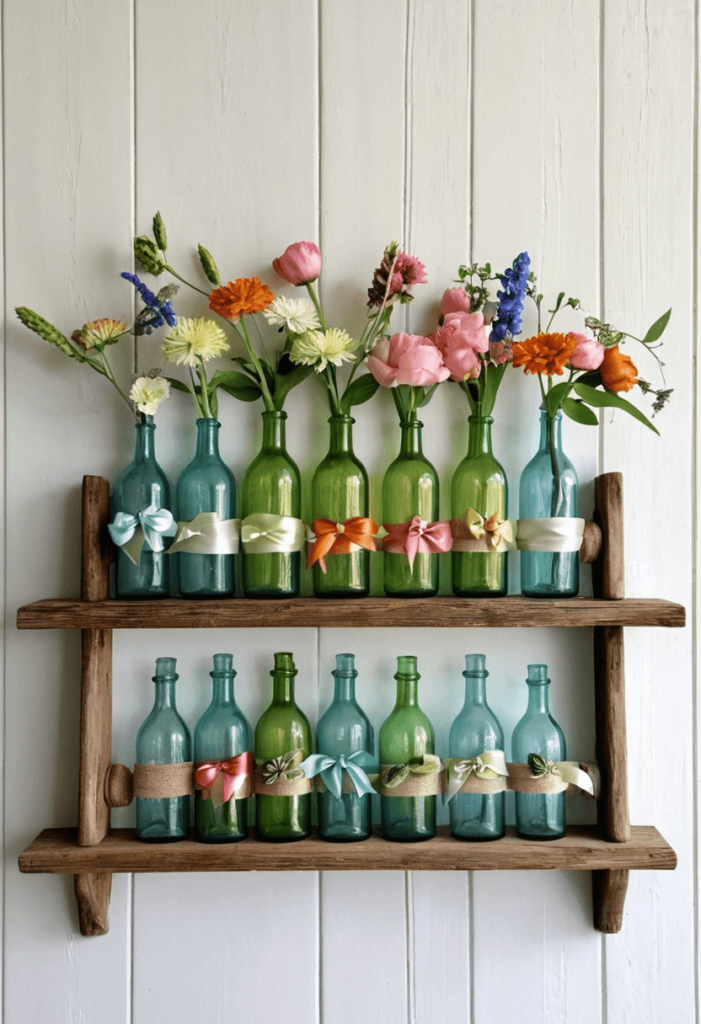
[177,457,236,490]
[450,705,504,744]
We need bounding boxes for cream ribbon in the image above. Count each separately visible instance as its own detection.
[507,759,598,797]
[515,517,585,553]
[379,755,444,797]
[168,513,241,555]
[443,751,509,802]
[240,513,306,554]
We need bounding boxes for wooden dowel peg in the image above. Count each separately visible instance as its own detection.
[580,521,603,563]
[104,764,134,808]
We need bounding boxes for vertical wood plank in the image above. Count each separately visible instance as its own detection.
[594,626,629,843]
[409,872,469,1024]
[78,628,113,847]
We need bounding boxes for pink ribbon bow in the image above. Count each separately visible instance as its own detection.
[383,516,453,571]
[194,750,253,804]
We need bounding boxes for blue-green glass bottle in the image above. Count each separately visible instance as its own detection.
[242,411,301,598]
[380,655,436,841]
[512,663,566,840]
[111,416,172,598]
[449,654,505,841]
[519,410,579,597]
[135,657,191,842]
[317,653,374,842]
[176,419,236,598]
[194,653,252,843]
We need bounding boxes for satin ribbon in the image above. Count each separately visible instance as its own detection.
[168,513,240,555]
[108,505,177,565]
[240,513,306,554]
[383,516,453,571]
[299,751,378,800]
[520,754,596,796]
[515,517,585,553]
[451,508,516,553]
[307,517,378,572]
[443,751,509,803]
[195,751,253,806]
[379,755,444,796]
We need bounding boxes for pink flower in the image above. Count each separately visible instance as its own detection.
[432,312,489,382]
[367,332,450,388]
[273,241,321,286]
[489,339,512,365]
[367,247,427,308]
[569,332,604,371]
[440,287,472,317]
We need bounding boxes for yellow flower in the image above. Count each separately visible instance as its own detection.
[290,328,357,372]
[129,376,171,416]
[73,318,127,351]
[162,317,229,367]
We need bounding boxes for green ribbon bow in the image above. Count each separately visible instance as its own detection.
[443,751,509,802]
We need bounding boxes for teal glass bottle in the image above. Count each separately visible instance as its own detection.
[451,415,508,597]
[176,419,236,598]
[194,653,252,843]
[317,653,374,842]
[255,652,313,841]
[512,663,566,840]
[380,655,436,841]
[383,419,439,597]
[135,657,191,842]
[312,416,370,597]
[448,654,505,841]
[519,410,579,597]
[111,416,172,598]
[242,411,301,598]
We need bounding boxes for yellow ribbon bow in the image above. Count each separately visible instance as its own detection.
[466,508,515,550]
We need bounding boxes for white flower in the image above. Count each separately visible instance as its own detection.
[290,328,358,372]
[129,376,171,416]
[162,317,229,367]
[263,295,321,334]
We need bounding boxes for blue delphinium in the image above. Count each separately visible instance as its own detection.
[490,252,530,342]
[121,271,178,333]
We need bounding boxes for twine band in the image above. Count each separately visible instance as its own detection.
[133,761,194,799]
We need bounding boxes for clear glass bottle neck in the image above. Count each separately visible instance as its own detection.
[539,410,563,453]
[261,411,286,452]
[134,417,156,464]
[211,675,235,704]
[153,678,177,710]
[464,673,487,706]
[467,416,494,457]
[526,681,550,713]
[333,676,356,702]
[195,418,221,459]
[399,420,423,457]
[395,675,419,707]
[327,415,354,455]
[272,672,295,704]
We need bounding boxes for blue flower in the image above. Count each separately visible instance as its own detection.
[491,252,530,342]
[121,272,178,333]
[121,271,159,310]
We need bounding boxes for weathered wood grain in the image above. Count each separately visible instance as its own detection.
[592,868,630,934]
[78,628,112,846]
[595,626,629,842]
[593,472,625,600]
[74,873,112,937]
[104,764,133,809]
[80,475,111,602]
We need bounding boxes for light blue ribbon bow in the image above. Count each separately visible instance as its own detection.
[108,505,177,565]
[299,751,378,801]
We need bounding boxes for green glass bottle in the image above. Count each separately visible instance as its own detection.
[255,652,313,841]
[312,415,370,597]
[383,419,439,597]
[380,655,436,841]
[451,415,508,597]
[242,411,302,598]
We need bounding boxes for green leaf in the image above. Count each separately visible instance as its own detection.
[417,382,440,409]
[209,370,260,392]
[528,753,549,777]
[208,386,219,418]
[573,382,659,434]
[544,381,572,417]
[340,373,380,413]
[272,363,314,410]
[164,376,193,395]
[152,211,168,252]
[219,382,262,403]
[562,397,598,425]
[642,308,672,345]
[384,765,410,789]
[574,370,603,389]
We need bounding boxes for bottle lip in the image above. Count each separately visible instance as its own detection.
[399,419,424,429]
[262,410,287,420]
[327,414,355,424]
[153,656,178,682]
[333,652,358,677]
[467,415,494,424]
[395,655,419,678]
[211,652,235,676]
[526,663,551,685]
[272,651,297,675]
[136,416,156,428]
[195,417,221,426]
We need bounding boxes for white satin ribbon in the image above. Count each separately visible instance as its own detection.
[168,513,240,555]
[515,517,585,552]
[240,513,306,554]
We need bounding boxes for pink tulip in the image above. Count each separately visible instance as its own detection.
[273,241,322,286]
[569,332,604,371]
[367,333,450,388]
[440,287,472,317]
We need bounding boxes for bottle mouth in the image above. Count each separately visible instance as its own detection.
[196,417,221,426]
[272,651,297,675]
[262,410,287,420]
[153,656,178,682]
[526,663,550,685]
[328,414,355,424]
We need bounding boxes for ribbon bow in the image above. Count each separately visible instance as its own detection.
[527,753,594,796]
[195,751,253,806]
[383,516,453,571]
[443,751,509,802]
[307,517,378,572]
[240,514,306,554]
[299,751,378,801]
[168,513,240,556]
[466,509,514,550]
[108,505,177,565]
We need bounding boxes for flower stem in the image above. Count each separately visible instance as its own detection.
[306,281,328,332]
[197,361,214,419]
[99,351,135,416]
[164,264,210,298]
[236,318,275,411]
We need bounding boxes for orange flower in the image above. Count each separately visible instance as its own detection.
[600,345,638,392]
[209,278,274,321]
[512,332,578,376]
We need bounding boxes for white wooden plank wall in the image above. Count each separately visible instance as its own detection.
[1,1,696,1022]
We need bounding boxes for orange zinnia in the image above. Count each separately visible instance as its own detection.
[600,344,638,392]
[512,332,578,376]
[209,277,274,321]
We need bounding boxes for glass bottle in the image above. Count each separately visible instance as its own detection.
[194,653,253,843]
[451,415,508,597]
[176,418,236,598]
[519,409,579,597]
[383,419,439,597]
[255,652,313,841]
[135,657,191,841]
[512,663,567,840]
[312,416,370,598]
[242,411,301,598]
[448,654,505,841]
[111,416,172,598]
[380,655,436,841]
[317,653,374,842]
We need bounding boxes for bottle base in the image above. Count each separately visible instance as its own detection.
[195,832,248,844]
[179,590,235,600]
[452,589,507,599]
[516,829,566,841]
[243,591,301,600]
[383,590,439,600]
[450,830,505,842]
[136,834,188,843]
[319,831,372,843]
[381,832,436,843]
[521,587,578,599]
[313,590,370,600]
[255,832,311,843]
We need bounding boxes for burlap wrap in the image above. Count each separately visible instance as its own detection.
[133,761,194,798]
[254,765,313,797]
[315,771,379,796]
[454,774,508,795]
[506,761,599,797]
[379,765,444,797]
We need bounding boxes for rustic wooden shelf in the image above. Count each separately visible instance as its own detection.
[19,825,676,874]
[16,595,686,630]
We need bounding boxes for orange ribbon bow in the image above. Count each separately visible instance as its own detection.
[308,517,379,572]
[194,750,253,804]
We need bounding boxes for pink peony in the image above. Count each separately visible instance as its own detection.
[489,339,512,365]
[367,332,450,388]
[569,332,604,371]
[273,241,321,286]
[440,287,472,317]
[432,312,489,382]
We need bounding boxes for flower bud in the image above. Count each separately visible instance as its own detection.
[133,235,165,276]
[197,244,221,286]
[152,211,168,252]
[16,307,80,359]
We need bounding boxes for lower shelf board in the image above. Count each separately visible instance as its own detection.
[19,825,676,874]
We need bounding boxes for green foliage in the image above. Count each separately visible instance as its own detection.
[339,373,380,414]
[197,244,221,287]
[133,235,165,276]
[574,382,659,434]
[642,308,672,345]
[152,212,168,252]
[562,397,598,425]
[15,307,82,360]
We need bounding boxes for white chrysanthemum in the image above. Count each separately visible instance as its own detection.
[290,328,358,372]
[162,317,229,367]
[263,295,320,334]
[130,376,171,416]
